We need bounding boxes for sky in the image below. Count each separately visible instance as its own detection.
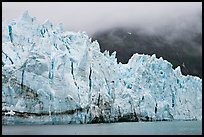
[2,2,202,35]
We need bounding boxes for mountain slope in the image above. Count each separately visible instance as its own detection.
[92,27,202,78]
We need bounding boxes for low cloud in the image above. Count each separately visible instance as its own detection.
[2,2,202,36]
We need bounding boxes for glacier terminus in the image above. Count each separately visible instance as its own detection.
[2,11,202,125]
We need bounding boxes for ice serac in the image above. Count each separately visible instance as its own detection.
[2,12,202,125]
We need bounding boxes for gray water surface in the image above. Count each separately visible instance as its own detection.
[2,120,202,135]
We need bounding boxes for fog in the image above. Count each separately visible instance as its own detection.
[2,2,202,36]
[2,2,202,78]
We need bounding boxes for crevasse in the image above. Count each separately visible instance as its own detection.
[2,11,202,125]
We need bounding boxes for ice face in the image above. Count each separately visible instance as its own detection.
[2,11,202,125]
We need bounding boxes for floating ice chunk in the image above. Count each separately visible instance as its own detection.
[5,110,15,116]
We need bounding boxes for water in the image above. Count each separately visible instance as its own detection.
[2,121,202,135]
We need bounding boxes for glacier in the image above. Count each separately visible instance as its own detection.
[2,11,202,125]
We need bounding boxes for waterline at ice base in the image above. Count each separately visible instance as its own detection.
[2,11,202,125]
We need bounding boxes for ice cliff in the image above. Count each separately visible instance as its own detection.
[2,11,202,125]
